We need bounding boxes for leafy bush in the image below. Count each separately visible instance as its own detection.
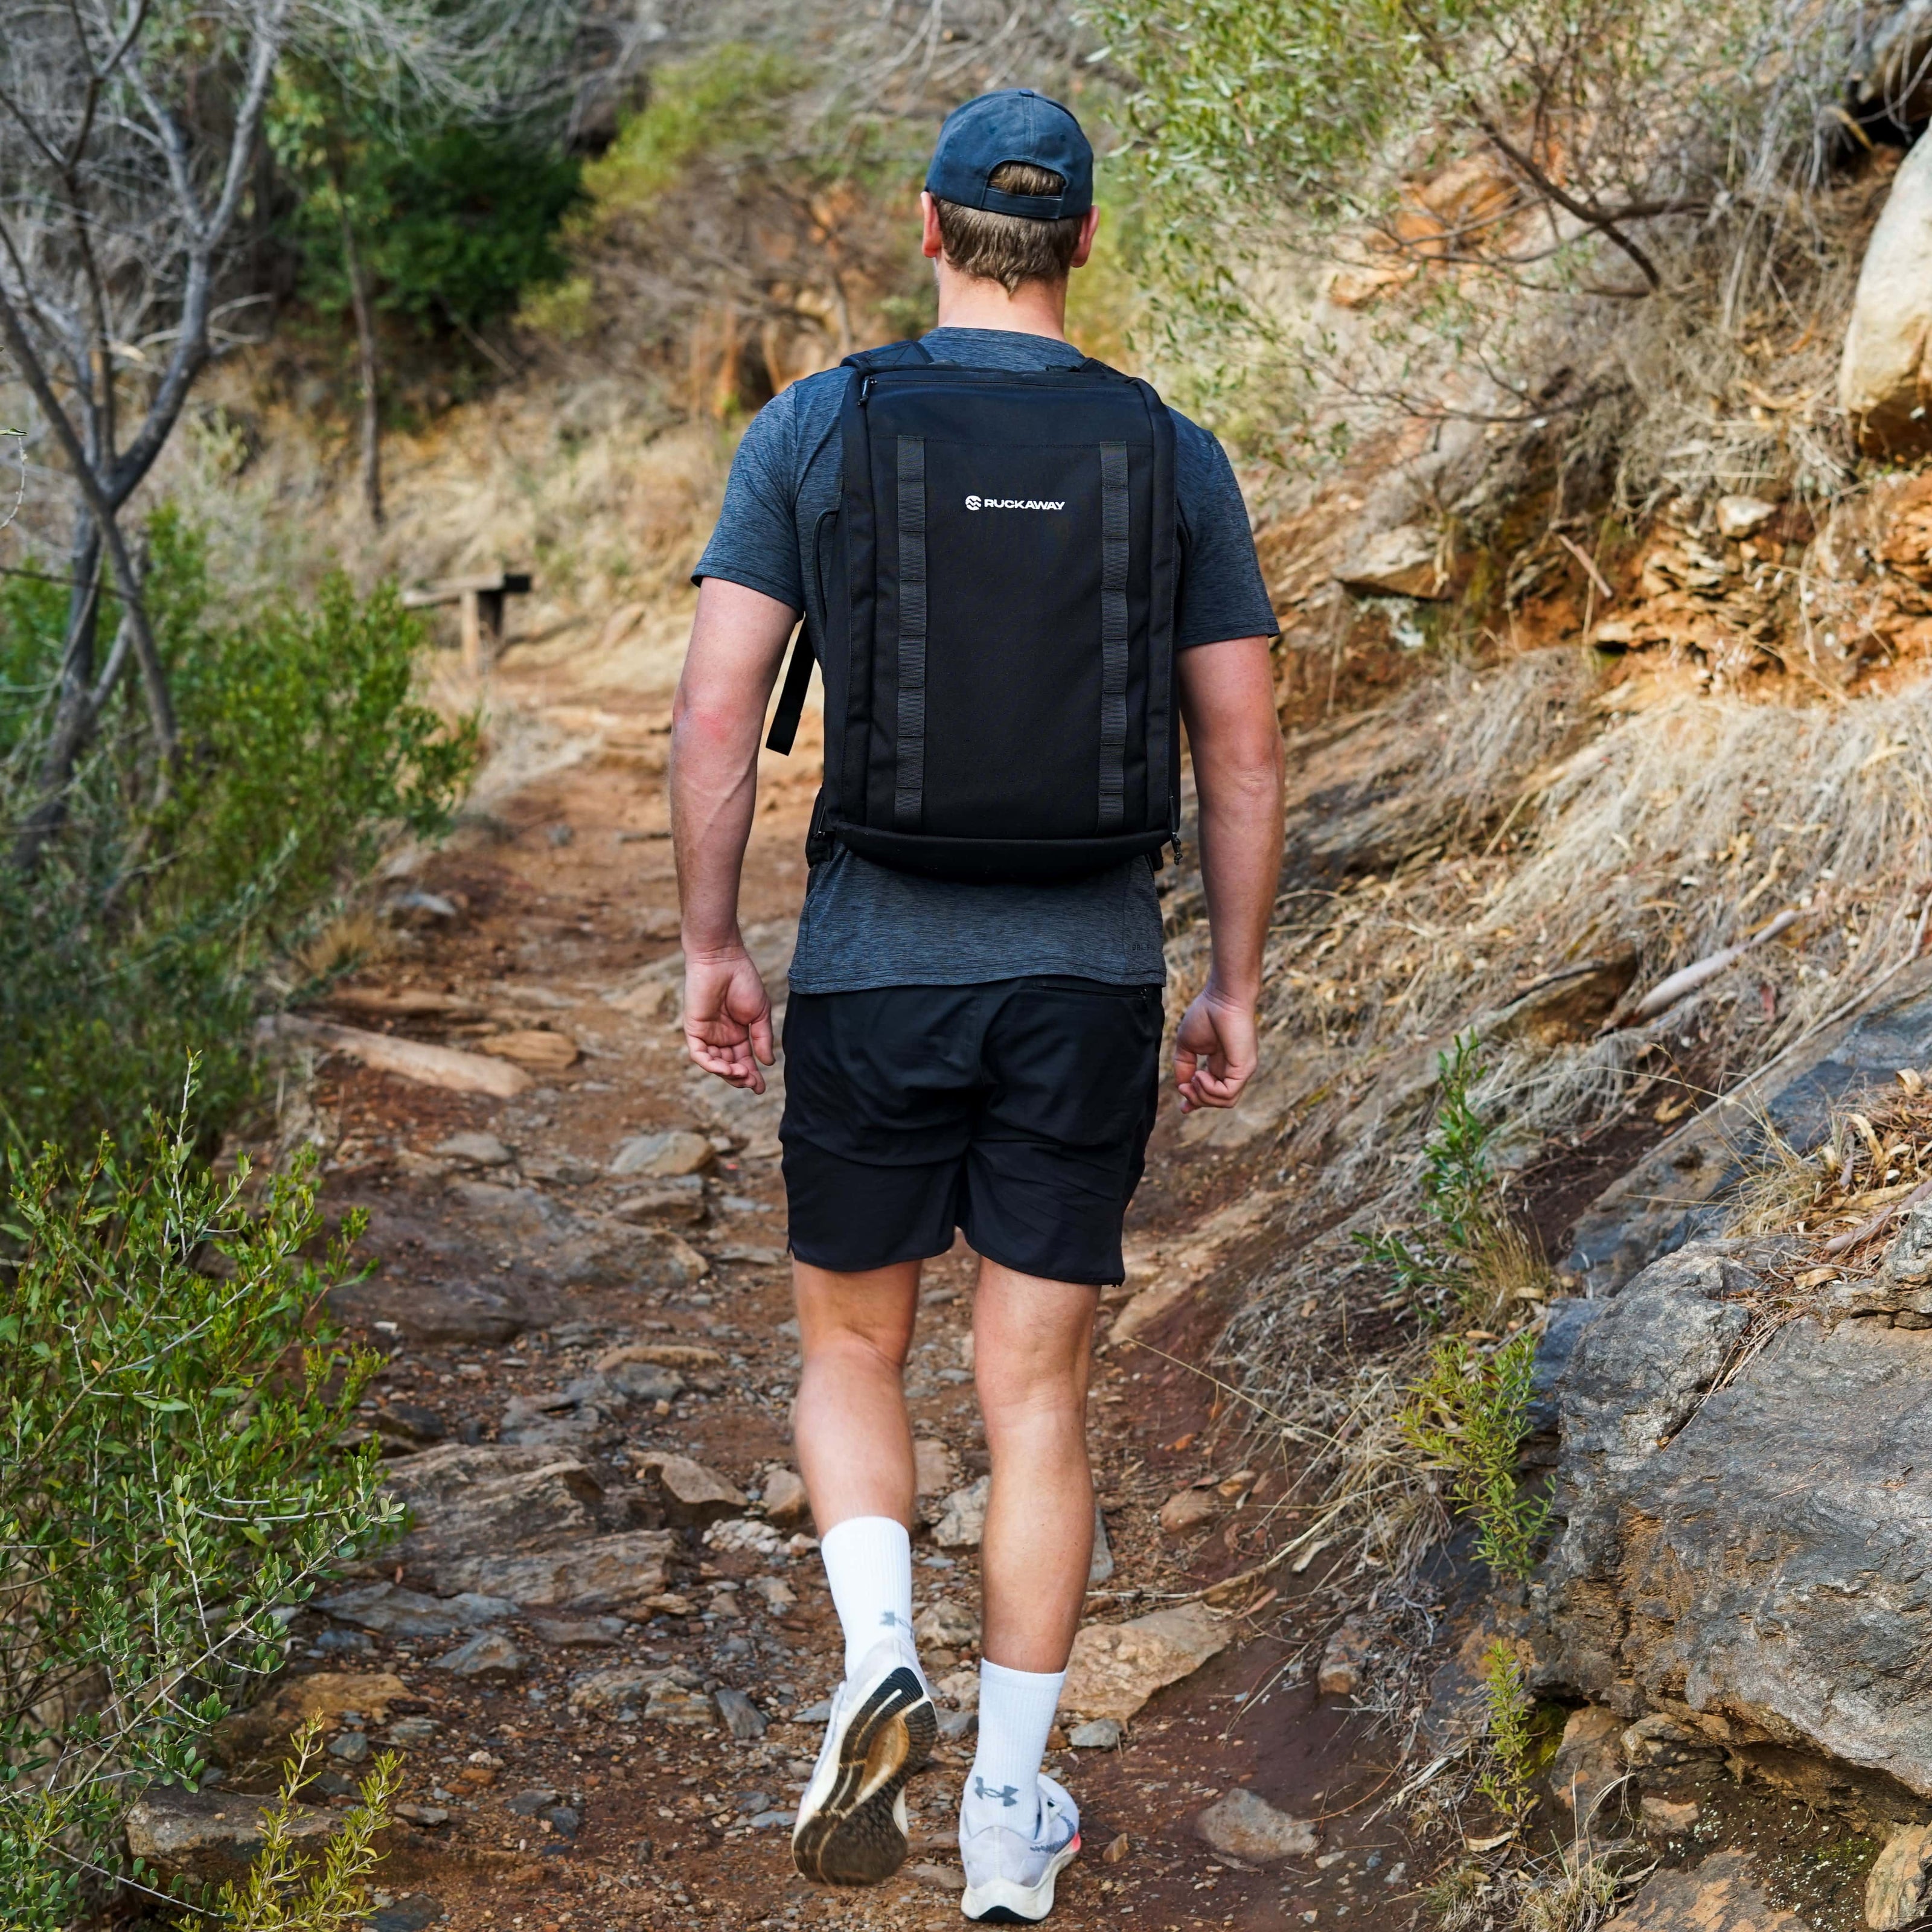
[1398,1328,1549,1579]
[1360,1034,1546,1328]
[0,510,476,1160]
[0,1104,398,1928]
[281,108,584,341]
[174,1719,400,1931]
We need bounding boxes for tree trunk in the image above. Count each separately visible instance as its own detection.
[337,199,383,529]
[10,515,103,874]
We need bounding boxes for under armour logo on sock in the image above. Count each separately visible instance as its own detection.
[879,1610,904,1628]
[973,1776,1021,1808]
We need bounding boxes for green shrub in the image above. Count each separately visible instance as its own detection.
[0,1102,398,1927]
[174,1719,400,1931]
[1398,1328,1550,1580]
[0,510,476,1160]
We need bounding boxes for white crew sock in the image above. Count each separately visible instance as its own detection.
[963,1660,1064,1837]
[819,1515,917,1683]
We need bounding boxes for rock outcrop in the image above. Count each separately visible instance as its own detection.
[1843,138,1932,458]
[1531,1243,1932,1830]
[1566,959,1932,1293]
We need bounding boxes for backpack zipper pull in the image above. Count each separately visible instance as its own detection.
[859,374,874,405]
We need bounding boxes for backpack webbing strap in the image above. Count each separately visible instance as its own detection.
[894,435,927,829]
[766,623,814,754]
[1098,441,1131,834]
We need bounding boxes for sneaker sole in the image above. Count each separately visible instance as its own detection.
[961,1835,1081,1924]
[792,1666,936,1886]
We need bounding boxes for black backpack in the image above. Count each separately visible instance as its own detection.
[767,339,1179,883]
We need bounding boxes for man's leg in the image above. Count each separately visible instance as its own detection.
[788,1257,939,1886]
[966,1258,1096,1834]
[793,1258,923,1677]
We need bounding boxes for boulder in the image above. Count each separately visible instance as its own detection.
[760,1467,811,1529]
[1842,136,1932,458]
[1318,1617,1372,1697]
[209,1672,409,1770]
[1715,496,1780,541]
[932,1476,990,1550]
[326,1278,529,1346]
[913,1437,961,1497]
[610,1130,714,1179]
[637,1453,746,1527]
[318,1582,516,1639]
[1601,1850,1802,1931]
[1549,1705,1627,1820]
[914,1599,980,1649]
[1869,1823,1932,1930]
[1194,1788,1319,1862]
[1565,958,1932,1293]
[385,1444,603,1567]
[126,1789,336,1885]
[1533,1241,1932,1818]
[431,1529,678,1611]
[1159,1485,1222,1536]
[434,1630,523,1677]
[434,1131,514,1168]
[611,1178,708,1227]
[1334,523,1449,600]
[1061,1603,1231,1722]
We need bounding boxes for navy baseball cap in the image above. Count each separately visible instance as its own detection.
[924,89,1093,221]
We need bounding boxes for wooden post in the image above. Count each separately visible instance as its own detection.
[459,588,482,674]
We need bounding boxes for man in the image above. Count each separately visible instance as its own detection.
[671,88,1283,1923]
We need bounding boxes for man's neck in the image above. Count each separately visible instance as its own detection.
[932,264,1069,342]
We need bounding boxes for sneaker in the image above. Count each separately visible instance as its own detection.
[959,1771,1081,1923]
[791,1640,936,1885]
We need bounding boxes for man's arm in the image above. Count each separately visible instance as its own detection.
[1173,636,1285,1112]
[670,577,799,1093]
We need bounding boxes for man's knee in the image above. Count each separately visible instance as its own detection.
[794,1261,918,1369]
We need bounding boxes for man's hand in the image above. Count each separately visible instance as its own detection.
[683,946,775,1093]
[1173,983,1259,1112]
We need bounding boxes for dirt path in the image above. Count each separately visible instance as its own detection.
[258,636,1419,1932]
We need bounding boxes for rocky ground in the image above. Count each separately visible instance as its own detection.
[134,636,1430,1932]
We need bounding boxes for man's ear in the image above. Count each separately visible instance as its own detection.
[920,190,945,263]
[1069,204,1102,271]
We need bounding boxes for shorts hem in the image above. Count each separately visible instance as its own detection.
[784,1235,957,1276]
[962,1228,1121,1291]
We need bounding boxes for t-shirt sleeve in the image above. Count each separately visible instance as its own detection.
[692,390,805,610]
[1171,416,1280,648]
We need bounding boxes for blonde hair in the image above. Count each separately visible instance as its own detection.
[933,161,1085,295]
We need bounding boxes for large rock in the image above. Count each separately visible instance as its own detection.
[445,1182,708,1290]
[1061,1603,1231,1722]
[637,1453,746,1527]
[210,1672,409,1770]
[1869,1823,1932,1930]
[1195,1788,1318,1861]
[1532,1241,1932,1822]
[1842,137,1932,458]
[1566,958,1932,1294]
[1601,1850,1802,1931]
[319,1582,516,1639]
[431,1529,678,1611]
[384,1444,603,1567]
[126,1789,336,1884]
[1333,523,1448,600]
[326,1277,529,1345]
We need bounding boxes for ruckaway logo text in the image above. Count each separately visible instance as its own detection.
[964,494,1065,511]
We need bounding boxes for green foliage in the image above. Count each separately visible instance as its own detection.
[1476,1640,1536,1814]
[175,1719,400,1930]
[0,510,476,1160]
[582,43,806,216]
[270,69,582,347]
[1358,1033,1530,1323]
[1399,1328,1550,1579]
[0,1102,399,1927]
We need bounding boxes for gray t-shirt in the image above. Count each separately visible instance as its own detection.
[693,327,1277,994]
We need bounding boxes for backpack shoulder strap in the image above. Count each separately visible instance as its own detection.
[840,337,937,374]
[766,618,814,755]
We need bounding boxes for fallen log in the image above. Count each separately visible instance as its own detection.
[1625,907,1801,1024]
[278,1016,532,1098]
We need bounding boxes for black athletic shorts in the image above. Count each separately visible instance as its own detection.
[779,976,1163,1287]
